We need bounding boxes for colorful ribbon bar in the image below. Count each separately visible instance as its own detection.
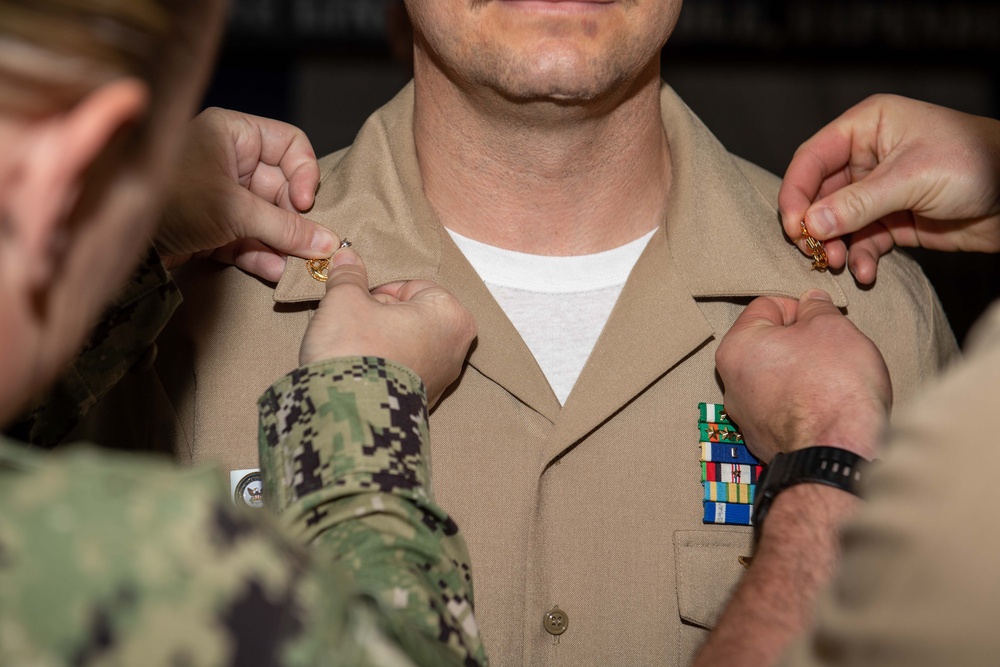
[699,423,744,443]
[701,461,764,485]
[698,402,761,526]
[698,402,734,426]
[703,481,756,504]
[699,442,760,465]
[703,501,753,526]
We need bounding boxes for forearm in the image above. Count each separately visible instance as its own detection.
[258,357,486,667]
[693,484,860,667]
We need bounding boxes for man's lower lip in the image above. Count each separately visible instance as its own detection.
[497,0,614,5]
[494,0,615,10]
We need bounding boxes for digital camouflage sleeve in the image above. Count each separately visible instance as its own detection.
[7,249,182,447]
[259,357,486,667]
[0,357,487,666]
[0,255,488,665]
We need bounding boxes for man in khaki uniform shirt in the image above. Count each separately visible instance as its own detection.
[96,8,957,667]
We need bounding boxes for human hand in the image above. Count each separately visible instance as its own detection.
[779,94,1000,284]
[715,290,891,463]
[155,108,338,282]
[300,248,477,407]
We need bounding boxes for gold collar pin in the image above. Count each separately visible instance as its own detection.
[800,221,828,271]
[306,239,352,283]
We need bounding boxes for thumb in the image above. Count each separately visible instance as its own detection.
[792,289,841,323]
[730,295,800,333]
[804,165,918,240]
[325,248,370,293]
[396,279,447,303]
[236,188,338,259]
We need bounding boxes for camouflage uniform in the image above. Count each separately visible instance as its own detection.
[7,250,182,448]
[0,256,488,667]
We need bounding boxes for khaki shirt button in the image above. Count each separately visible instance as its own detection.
[543,606,568,636]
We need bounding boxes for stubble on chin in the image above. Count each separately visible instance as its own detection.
[472,39,642,104]
[434,0,658,103]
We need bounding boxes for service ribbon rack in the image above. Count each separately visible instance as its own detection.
[698,403,762,526]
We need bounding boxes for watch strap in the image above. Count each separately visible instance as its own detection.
[752,446,866,539]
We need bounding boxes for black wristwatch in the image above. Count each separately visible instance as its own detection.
[752,446,867,540]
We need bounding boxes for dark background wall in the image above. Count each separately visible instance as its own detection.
[204,0,1000,346]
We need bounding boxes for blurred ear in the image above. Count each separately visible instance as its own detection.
[10,78,149,283]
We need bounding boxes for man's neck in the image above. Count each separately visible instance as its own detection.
[412,60,671,256]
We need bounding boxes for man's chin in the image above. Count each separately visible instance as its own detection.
[498,83,602,104]
[486,62,643,107]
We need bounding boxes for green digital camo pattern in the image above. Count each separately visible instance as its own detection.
[259,357,487,667]
[0,356,486,666]
[0,440,420,667]
[7,249,181,447]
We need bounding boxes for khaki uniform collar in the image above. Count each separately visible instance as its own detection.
[274,83,561,416]
[657,86,847,306]
[275,82,846,306]
[273,82,848,434]
[275,83,442,302]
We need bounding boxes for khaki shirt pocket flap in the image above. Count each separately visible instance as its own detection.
[673,529,753,629]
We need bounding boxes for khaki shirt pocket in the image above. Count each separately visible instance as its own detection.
[673,529,754,661]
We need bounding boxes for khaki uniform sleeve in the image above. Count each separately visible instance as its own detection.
[258,357,488,667]
[782,301,1000,667]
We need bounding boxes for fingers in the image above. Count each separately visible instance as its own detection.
[245,162,301,212]
[819,237,847,271]
[715,296,798,397]
[790,96,930,242]
[779,149,845,240]
[206,107,319,213]
[373,281,477,357]
[228,240,287,283]
[845,239,879,285]
[374,279,452,303]
[802,166,919,241]
[325,248,370,293]
[780,97,888,252]
[245,113,320,212]
[792,289,841,324]
[845,221,895,284]
[730,295,800,332]
[235,190,337,259]
[396,279,447,302]
[779,116,860,239]
[371,281,407,300]
[728,291,838,337]
[287,160,320,213]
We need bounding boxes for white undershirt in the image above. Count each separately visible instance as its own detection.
[447,228,656,404]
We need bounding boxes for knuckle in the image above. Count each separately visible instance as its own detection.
[714,341,733,372]
[197,106,227,131]
[837,188,871,223]
[272,212,311,251]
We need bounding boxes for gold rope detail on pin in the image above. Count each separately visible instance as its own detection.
[800,222,828,271]
[306,258,330,282]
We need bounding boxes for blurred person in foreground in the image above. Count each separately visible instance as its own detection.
[0,1,484,665]
[693,94,1000,666]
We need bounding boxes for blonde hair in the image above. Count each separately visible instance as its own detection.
[0,0,175,115]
